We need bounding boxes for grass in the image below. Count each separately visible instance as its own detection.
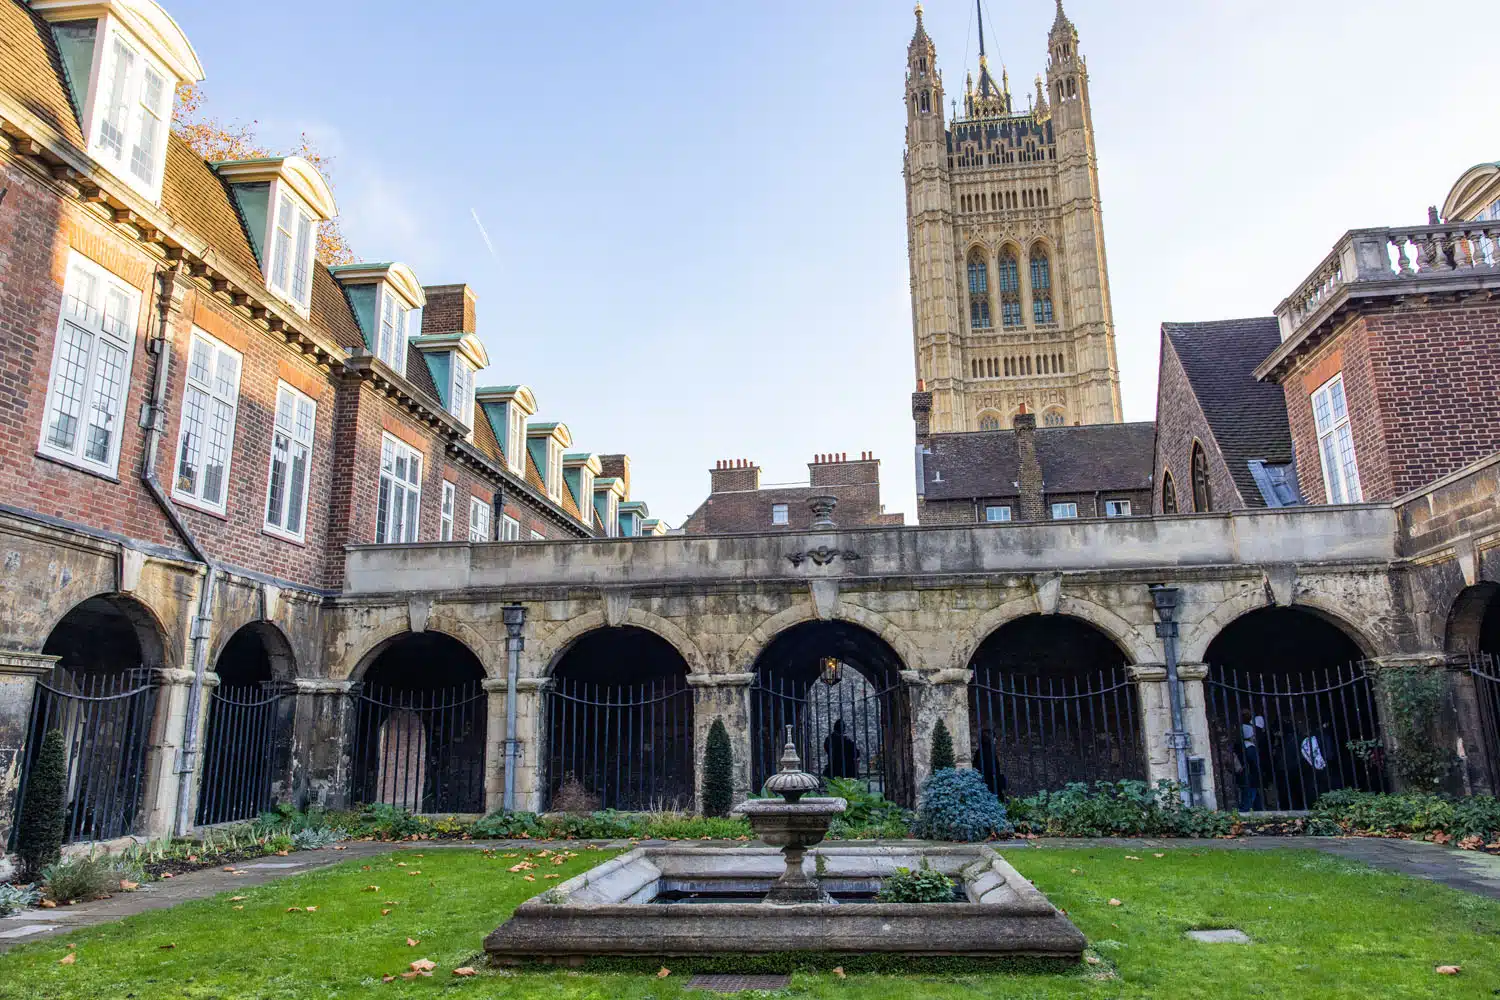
[3,846,1499,998]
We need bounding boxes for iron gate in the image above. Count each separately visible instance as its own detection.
[352,682,487,814]
[10,668,158,845]
[750,670,913,807]
[195,684,292,826]
[968,667,1145,799]
[1206,661,1384,811]
[1470,653,1500,791]
[543,673,694,811]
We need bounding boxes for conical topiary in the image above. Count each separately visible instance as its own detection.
[15,729,68,879]
[702,717,734,818]
[931,718,957,773]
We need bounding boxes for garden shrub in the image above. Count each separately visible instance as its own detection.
[643,813,751,840]
[702,717,735,818]
[42,854,144,903]
[930,720,956,772]
[1377,667,1457,789]
[1312,790,1500,841]
[0,882,42,916]
[14,729,67,879]
[915,768,1010,842]
[877,863,956,903]
[1010,780,1231,838]
[470,810,545,839]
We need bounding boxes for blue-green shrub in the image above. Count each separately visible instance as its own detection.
[916,768,1010,842]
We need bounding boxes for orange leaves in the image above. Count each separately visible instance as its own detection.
[410,958,437,972]
[452,967,477,977]
[507,862,535,873]
[1107,898,1123,907]
[657,967,671,978]
[119,880,140,891]
[58,953,76,966]
[381,909,392,916]
[1436,965,1462,976]
[364,885,380,892]
[305,906,319,912]
[229,896,247,902]
[523,875,536,882]
[406,938,419,948]
[832,967,846,979]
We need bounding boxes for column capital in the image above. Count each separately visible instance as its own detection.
[1177,662,1209,681]
[292,677,358,694]
[686,672,756,689]
[152,667,197,686]
[1127,662,1166,682]
[1369,654,1448,672]
[0,651,59,677]
[925,668,973,687]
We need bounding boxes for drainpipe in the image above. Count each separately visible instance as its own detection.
[140,266,219,837]
[502,604,526,811]
[1148,584,1194,806]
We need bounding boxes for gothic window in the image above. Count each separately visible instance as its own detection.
[968,253,992,329]
[971,360,978,378]
[919,90,931,113]
[1162,471,1178,514]
[1030,248,1054,325]
[1044,410,1065,427]
[978,414,1000,431]
[998,249,1022,328]
[1043,189,1050,207]
[1191,442,1212,512]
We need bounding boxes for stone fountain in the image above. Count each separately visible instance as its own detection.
[737,727,846,904]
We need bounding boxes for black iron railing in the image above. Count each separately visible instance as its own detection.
[195,683,291,826]
[352,682,487,814]
[1469,653,1500,791]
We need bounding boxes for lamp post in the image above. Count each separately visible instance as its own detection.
[502,604,526,812]
[1148,584,1194,806]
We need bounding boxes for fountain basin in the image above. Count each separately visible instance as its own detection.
[484,844,1086,964]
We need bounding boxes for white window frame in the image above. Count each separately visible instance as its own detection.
[601,492,619,537]
[578,469,595,521]
[984,505,1012,522]
[1104,499,1132,518]
[439,481,456,541]
[172,328,242,514]
[266,186,316,310]
[771,503,789,525]
[501,514,521,541]
[529,529,545,541]
[1312,374,1363,504]
[450,357,474,429]
[1051,502,1079,520]
[507,405,526,475]
[263,382,316,542]
[376,433,423,543]
[38,251,141,478]
[374,285,410,376]
[545,440,562,501]
[86,25,171,203]
[469,495,493,542]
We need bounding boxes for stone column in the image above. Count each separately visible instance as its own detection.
[1127,663,1176,788]
[0,652,59,856]
[687,673,755,811]
[178,671,220,832]
[1177,663,1218,810]
[137,668,197,841]
[289,679,360,810]
[511,678,547,813]
[482,677,507,815]
[908,668,973,794]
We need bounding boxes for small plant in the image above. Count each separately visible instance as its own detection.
[291,826,348,850]
[14,729,68,879]
[825,778,913,839]
[877,862,955,903]
[42,853,145,903]
[0,882,42,916]
[470,810,545,839]
[916,768,1010,842]
[1008,780,1232,838]
[550,777,602,815]
[702,717,735,818]
[930,719,956,773]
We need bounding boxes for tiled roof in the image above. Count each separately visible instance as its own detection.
[0,0,85,146]
[1163,318,1293,507]
[923,422,1155,500]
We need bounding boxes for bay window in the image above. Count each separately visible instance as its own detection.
[376,434,423,543]
[173,330,241,512]
[264,383,315,540]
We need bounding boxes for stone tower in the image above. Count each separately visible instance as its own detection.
[905,1,1122,434]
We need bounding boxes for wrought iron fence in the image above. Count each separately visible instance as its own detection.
[1469,653,1500,791]
[352,682,487,814]
[543,674,694,811]
[9,668,158,846]
[1206,661,1384,811]
[968,667,1145,799]
[750,669,914,807]
[195,684,292,826]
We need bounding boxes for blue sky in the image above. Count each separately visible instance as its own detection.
[167,0,1500,527]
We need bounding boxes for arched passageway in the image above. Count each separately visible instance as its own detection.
[351,633,487,814]
[967,615,1145,799]
[1204,607,1381,810]
[749,621,914,807]
[1446,584,1500,792]
[545,627,693,811]
[17,595,164,844]
[196,623,296,826]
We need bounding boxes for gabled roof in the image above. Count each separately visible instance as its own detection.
[923,422,1155,501]
[1163,318,1294,508]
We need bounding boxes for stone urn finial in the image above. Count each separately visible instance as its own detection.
[763,725,819,804]
[808,495,837,529]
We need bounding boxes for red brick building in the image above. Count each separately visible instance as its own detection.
[680,453,904,534]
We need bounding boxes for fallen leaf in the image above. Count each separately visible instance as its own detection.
[159,943,176,950]
[1436,965,1461,975]
[381,909,392,916]
[119,880,139,891]
[832,966,846,979]
[1153,853,1165,858]
[395,862,407,867]
[1085,954,1101,965]
[384,901,398,905]
[286,907,303,913]
[186,855,198,862]
[407,938,420,947]
[414,854,424,858]
[58,953,76,966]
[231,869,248,875]
[410,958,437,972]
[229,896,246,902]
[161,873,174,879]
[382,975,395,983]
[333,845,347,851]
[233,906,243,910]
[223,867,236,872]
[523,875,535,882]
[400,971,432,979]
[1124,855,1141,861]
[1432,831,1451,846]
[1069,868,1080,874]
[40,899,57,908]
[657,967,671,978]
[408,871,421,876]
[1108,898,1123,907]
[453,967,477,977]
[305,906,318,912]
[544,874,559,879]
[275,850,289,857]
[364,885,380,892]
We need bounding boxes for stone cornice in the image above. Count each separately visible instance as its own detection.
[0,651,61,677]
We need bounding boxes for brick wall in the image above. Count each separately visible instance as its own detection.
[1152,336,1243,512]
[421,284,476,335]
[808,453,879,488]
[685,455,899,534]
[920,488,1151,524]
[709,460,760,493]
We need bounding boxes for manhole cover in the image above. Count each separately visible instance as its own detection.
[685,974,792,992]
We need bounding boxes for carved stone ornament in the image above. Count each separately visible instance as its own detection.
[786,547,861,568]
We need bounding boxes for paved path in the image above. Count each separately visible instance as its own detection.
[1019,836,1500,901]
[3,836,1497,951]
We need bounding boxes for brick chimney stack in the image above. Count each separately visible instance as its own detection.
[709,458,761,493]
[421,284,478,335]
[1014,407,1045,522]
[809,451,880,488]
[912,385,933,440]
[599,454,631,499]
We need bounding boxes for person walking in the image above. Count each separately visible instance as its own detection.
[1238,708,1265,811]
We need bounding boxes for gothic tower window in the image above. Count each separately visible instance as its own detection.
[978,414,1000,431]
[1191,443,1212,512]
[1030,247,1054,324]
[1162,471,1178,514]
[1044,409,1065,427]
[998,249,1022,327]
[968,252,992,329]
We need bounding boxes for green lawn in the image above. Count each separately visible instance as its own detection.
[3,845,1499,999]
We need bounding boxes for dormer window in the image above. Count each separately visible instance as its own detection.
[269,192,315,307]
[217,157,337,315]
[377,290,410,374]
[578,467,594,518]
[546,440,562,501]
[450,358,474,427]
[327,262,424,373]
[508,406,525,474]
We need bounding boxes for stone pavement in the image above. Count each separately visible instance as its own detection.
[1018,836,1500,901]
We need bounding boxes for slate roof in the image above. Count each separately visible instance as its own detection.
[1163,318,1294,507]
[923,422,1156,501]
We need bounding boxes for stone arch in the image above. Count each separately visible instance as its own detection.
[40,590,172,671]
[976,408,1004,431]
[733,600,921,676]
[1445,582,1500,654]
[949,593,1155,672]
[534,607,707,677]
[210,619,297,681]
[346,618,497,683]
[1180,588,1379,664]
